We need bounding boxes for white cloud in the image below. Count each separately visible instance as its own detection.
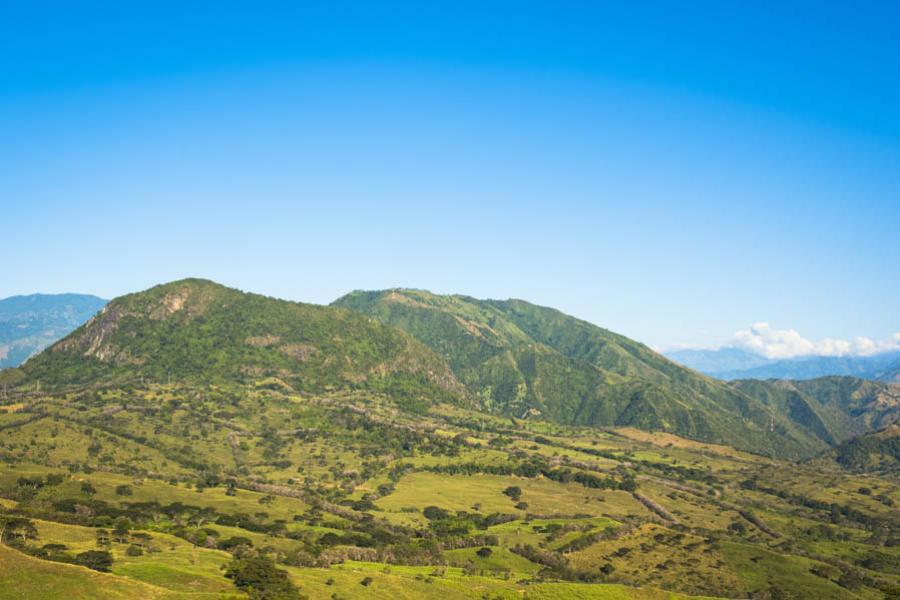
[731,323,900,359]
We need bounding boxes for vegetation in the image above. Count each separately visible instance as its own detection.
[0,279,898,599]
[334,289,898,459]
[225,556,304,599]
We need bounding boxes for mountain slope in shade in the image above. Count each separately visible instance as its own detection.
[0,293,106,368]
[20,279,465,408]
[333,289,829,459]
[729,376,900,445]
[833,422,900,473]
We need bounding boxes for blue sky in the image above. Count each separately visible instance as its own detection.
[2,2,899,352]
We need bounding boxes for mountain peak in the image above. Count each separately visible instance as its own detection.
[21,280,466,406]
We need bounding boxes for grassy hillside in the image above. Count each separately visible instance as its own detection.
[1,380,897,599]
[333,289,829,459]
[0,544,199,599]
[3,280,899,598]
[20,280,464,410]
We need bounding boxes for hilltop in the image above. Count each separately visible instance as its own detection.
[18,279,463,409]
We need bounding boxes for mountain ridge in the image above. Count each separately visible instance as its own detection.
[18,279,465,410]
[333,288,834,459]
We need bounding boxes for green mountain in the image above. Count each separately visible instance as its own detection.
[729,377,900,445]
[19,279,464,408]
[833,422,900,472]
[0,293,106,368]
[332,289,828,458]
[3,281,900,600]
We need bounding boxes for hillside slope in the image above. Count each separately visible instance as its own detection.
[20,279,464,408]
[833,422,900,472]
[729,377,900,445]
[333,289,827,458]
[0,294,106,369]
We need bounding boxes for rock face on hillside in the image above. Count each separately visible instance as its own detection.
[22,279,465,407]
[333,289,831,458]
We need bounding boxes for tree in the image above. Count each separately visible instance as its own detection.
[225,556,304,599]
[96,528,111,547]
[423,506,449,521]
[502,486,522,501]
[112,518,131,543]
[476,547,493,558]
[0,517,37,544]
[115,485,133,496]
[76,550,114,572]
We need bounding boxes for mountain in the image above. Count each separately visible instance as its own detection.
[4,281,900,599]
[871,357,900,383]
[664,347,773,374]
[666,347,900,382]
[0,293,106,369]
[19,279,464,409]
[333,289,832,459]
[728,377,900,446]
[833,422,900,473]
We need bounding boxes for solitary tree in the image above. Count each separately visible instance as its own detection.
[503,486,522,501]
[76,550,114,572]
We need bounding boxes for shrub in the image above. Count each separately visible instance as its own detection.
[502,486,522,501]
[75,550,113,572]
[225,556,304,599]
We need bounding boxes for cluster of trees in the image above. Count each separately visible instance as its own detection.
[0,515,114,572]
[425,460,635,491]
[740,479,895,529]
[836,434,900,471]
[225,556,305,600]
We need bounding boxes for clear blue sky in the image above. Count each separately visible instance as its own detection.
[2,1,899,350]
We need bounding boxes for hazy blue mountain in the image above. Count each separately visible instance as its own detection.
[712,352,900,381]
[666,346,900,383]
[664,347,773,374]
[871,357,900,383]
[0,293,106,368]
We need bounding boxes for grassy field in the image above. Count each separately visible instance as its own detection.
[1,382,898,599]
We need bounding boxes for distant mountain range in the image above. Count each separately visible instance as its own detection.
[666,347,900,383]
[0,293,106,368]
